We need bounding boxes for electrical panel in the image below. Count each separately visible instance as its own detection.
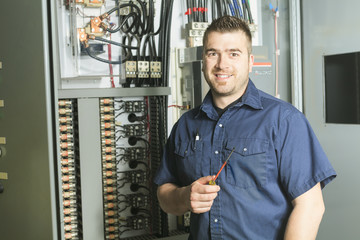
[52,0,266,240]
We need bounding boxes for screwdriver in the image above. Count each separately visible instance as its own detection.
[209,147,235,185]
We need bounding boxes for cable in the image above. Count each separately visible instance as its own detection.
[83,43,131,64]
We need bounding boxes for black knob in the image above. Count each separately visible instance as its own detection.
[0,182,4,193]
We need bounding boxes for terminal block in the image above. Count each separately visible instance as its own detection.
[150,61,161,79]
[137,61,150,79]
[185,22,209,47]
[125,61,137,78]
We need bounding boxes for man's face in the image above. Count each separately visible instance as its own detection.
[202,31,253,101]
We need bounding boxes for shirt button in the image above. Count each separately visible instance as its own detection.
[243,148,247,152]
[214,218,218,223]
[215,150,219,154]
[219,124,223,128]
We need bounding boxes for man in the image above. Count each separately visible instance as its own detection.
[154,16,336,239]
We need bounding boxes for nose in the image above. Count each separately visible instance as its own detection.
[215,54,229,70]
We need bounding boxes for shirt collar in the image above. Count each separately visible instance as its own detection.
[195,79,263,119]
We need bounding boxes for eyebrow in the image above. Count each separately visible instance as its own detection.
[205,48,242,53]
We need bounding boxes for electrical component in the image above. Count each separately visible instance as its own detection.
[137,61,149,79]
[121,170,148,184]
[120,215,151,230]
[185,22,209,47]
[100,98,119,239]
[117,124,147,137]
[83,0,104,8]
[58,99,82,240]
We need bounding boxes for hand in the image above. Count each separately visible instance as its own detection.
[185,175,221,214]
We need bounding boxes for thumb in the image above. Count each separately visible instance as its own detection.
[196,175,215,185]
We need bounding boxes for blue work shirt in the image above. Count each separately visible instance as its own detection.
[154,80,336,240]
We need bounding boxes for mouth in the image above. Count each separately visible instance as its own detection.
[215,74,232,80]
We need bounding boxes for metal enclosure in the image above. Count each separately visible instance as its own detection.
[302,0,360,238]
[0,0,58,239]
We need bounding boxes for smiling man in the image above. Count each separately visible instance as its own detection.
[155,16,336,240]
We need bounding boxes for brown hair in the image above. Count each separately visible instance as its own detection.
[203,16,252,54]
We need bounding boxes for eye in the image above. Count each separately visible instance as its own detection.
[207,52,217,57]
[230,52,240,57]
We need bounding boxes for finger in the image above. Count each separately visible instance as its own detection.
[190,200,214,211]
[196,175,215,185]
[192,206,212,214]
[190,192,218,202]
[192,183,220,194]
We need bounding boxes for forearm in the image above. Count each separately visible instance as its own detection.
[284,183,325,240]
[157,183,190,216]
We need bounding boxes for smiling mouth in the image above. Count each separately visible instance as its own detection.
[215,74,232,78]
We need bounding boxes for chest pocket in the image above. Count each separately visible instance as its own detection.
[174,140,203,186]
[225,138,269,189]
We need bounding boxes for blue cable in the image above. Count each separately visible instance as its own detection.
[229,3,236,16]
[233,0,243,18]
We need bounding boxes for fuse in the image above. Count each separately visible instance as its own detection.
[105,218,118,225]
[106,194,116,201]
[61,158,75,166]
[104,154,115,161]
[104,178,114,185]
[100,98,114,105]
[106,234,119,240]
[58,108,73,115]
[101,106,114,113]
[105,210,115,217]
[61,167,75,174]
[60,133,73,141]
[58,100,72,106]
[102,146,114,154]
[63,191,77,199]
[102,138,113,145]
[61,150,74,158]
[59,117,73,124]
[64,232,78,239]
[102,131,115,137]
[63,199,77,207]
[101,114,115,121]
[103,160,115,168]
[105,226,118,232]
[105,202,115,209]
[63,207,78,215]
[105,170,115,177]
[64,216,78,223]
[104,186,114,193]
[62,183,76,190]
[62,175,76,182]
[59,125,73,132]
[101,122,114,129]
[64,223,78,232]
[60,142,74,149]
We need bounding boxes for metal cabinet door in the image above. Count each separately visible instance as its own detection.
[302,0,360,239]
[0,0,57,239]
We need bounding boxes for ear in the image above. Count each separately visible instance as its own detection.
[249,54,254,73]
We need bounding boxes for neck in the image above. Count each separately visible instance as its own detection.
[212,90,245,109]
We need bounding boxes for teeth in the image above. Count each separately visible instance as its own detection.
[216,74,231,78]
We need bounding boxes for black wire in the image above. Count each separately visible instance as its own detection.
[245,0,254,24]
[186,0,191,23]
[212,0,217,20]
[106,12,137,33]
[242,0,248,21]
[94,37,138,49]
[83,43,131,64]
